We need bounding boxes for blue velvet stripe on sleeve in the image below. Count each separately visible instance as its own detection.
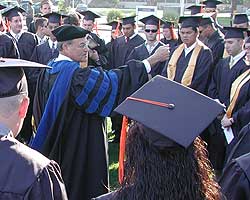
[75,69,100,106]
[100,71,118,117]
[30,60,79,151]
[85,72,110,113]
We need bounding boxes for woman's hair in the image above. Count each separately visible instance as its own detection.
[113,123,221,200]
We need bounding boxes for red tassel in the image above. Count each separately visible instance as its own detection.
[157,19,161,41]
[118,116,128,184]
[94,21,99,36]
[114,20,120,38]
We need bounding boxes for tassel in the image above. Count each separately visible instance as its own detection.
[94,21,99,36]
[118,116,128,184]
[157,19,161,41]
[114,20,120,38]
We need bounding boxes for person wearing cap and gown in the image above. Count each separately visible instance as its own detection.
[160,21,178,51]
[208,27,250,171]
[30,25,169,200]
[0,58,68,199]
[110,16,145,68]
[198,15,224,70]
[232,13,249,40]
[93,75,224,200]
[81,10,109,69]
[162,15,213,94]
[127,15,166,76]
[203,0,224,32]
[105,20,123,70]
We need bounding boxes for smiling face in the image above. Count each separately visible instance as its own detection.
[9,15,23,34]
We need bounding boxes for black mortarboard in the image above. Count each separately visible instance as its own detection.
[139,15,164,26]
[115,75,224,148]
[80,10,100,21]
[2,6,26,19]
[179,16,201,28]
[162,21,174,29]
[52,25,90,42]
[122,16,136,25]
[186,4,204,15]
[0,58,49,98]
[43,12,64,24]
[107,20,122,30]
[199,15,214,26]
[233,14,249,24]
[0,4,6,10]
[203,0,222,8]
[224,27,247,39]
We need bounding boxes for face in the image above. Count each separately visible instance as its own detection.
[180,27,198,47]
[225,38,243,56]
[162,27,171,39]
[47,22,59,40]
[122,24,135,38]
[10,15,23,34]
[40,3,52,15]
[204,8,217,19]
[64,37,89,62]
[245,43,250,60]
[39,20,48,36]
[144,24,158,42]
[82,19,94,32]
[198,25,209,39]
[232,22,249,29]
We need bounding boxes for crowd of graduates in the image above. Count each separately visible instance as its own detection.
[1,0,250,199]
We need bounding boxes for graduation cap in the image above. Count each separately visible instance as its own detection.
[107,20,122,31]
[179,16,201,28]
[139,15,164,26]
[199,15,214,26]
[52,25,90,42]
[122,16,136,25]
[80,10,100,21]
[115,75,224,149]
[0,4,6,10]
[162,21,174,29]
[233,14,249,25]
[186,4,204,15]
[2,6,26,19]
[203,0,222,8]
[224,27,247,39]
[0,58,49,98]
[43,12,66,24]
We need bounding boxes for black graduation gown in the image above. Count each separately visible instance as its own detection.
[0,33,18,58]
[220,152,250,200]
[30,41,59,65]
[105,39,114,70]
[110,34,145,68]
[162,44,213,94]
[126,42,165,76]
[160,37,179,52]
[0,135,68,200]
[32,60,149,200]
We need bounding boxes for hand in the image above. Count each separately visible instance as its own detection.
[88,49,99,61]
[221,114,233,128]
[147,45,170,67]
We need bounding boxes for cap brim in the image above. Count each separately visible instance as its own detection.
[0,58,50,68]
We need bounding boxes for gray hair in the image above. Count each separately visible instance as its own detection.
[57,40,73,51]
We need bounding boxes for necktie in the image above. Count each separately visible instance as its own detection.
[52,42,55,54]
[15,34,19,41]
[229,56,234,69]
[126,37,130,43]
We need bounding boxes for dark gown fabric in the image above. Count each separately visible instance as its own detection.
[0,135,68,200]
[219,152,250,200]
[32,59,149,200]
[126,42,166,76]
[162,43,213,94]
[207,56,249,170]
[0,33,18,58]
[110,34,145,68]
[160,37,179,51]
[30,41,59,65]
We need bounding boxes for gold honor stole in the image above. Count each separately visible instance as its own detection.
[167,41,203,86]
[226,69,250,118]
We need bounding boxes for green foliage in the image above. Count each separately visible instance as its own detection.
[162,8,179,24]
[58,0,69,12]
[107,9,123,22]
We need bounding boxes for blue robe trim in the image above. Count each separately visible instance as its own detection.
[30,60,79,151]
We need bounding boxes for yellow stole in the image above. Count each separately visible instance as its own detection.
[226,69,250,118]
[167,41,203,86]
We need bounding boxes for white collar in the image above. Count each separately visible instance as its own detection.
[0,123,12,136]
[54,53,73,62]
[126,33,137,41]
[48,39,57,48]
[184,41,197,56]
[10,30,23,40]
[145,41,159,53]
[231,50,246,65]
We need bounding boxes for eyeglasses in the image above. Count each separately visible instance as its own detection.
[145,29,158,33]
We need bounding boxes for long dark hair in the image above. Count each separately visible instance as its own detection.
[113,123,221,200]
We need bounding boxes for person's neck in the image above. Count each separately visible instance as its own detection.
[164,36,171,40]
[36,32,44,39]
[147,40,157,46]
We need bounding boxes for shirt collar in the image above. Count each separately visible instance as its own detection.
[145,41,159,53]
[232,50,246,64]
[0,123,12,136]
[184,41,197,56]
[48,39,58,48]
[10,30,23,39]
[54,53,73,62]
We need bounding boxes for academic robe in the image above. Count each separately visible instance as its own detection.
[220,152,250,200]
[110,34,145,68]
[160,37,179,52]
[30,41,59,65]
[0,134,68,200]
[0,33,18,58]
[162,43,213,94]
[31,59,149,200]
[127,41,165,76]
[207,56,249,170]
